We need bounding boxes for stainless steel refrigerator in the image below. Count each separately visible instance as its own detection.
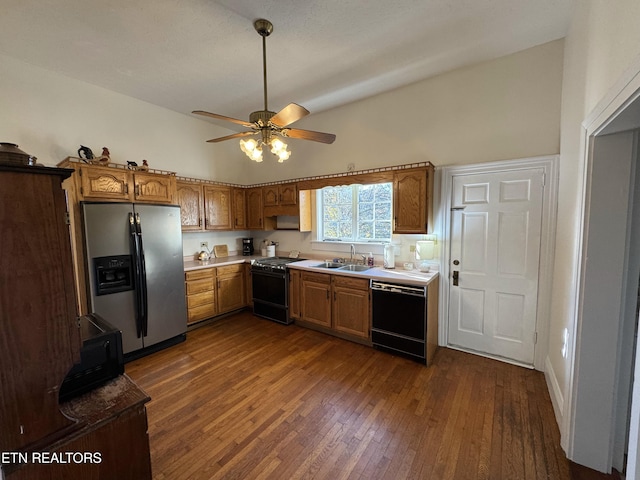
[82,202,187,359]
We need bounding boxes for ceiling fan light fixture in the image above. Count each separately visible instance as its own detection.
[240,138,264,162]
[194,19,335,162]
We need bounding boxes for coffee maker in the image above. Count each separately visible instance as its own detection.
[242,238,254,256]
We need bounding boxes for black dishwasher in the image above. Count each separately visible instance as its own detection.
[370,280,429,364]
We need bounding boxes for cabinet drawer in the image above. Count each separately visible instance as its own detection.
[186,278,214,295]
[333,275,369,290]
[217,264,244,276]
[187,290,215,308]
[185,268,215,281]
[301,271,330,284]
[188,303,216,323]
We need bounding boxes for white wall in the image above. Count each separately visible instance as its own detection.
[547,0,640,469]
[239,40,564,184]
[0,53,248,183]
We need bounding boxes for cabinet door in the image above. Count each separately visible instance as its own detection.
[176,181,204,231]
[393,170,427,233]
[263,186,279,207]
[301,273,331,327]
[79,166,131,201]
[203,185,232,230]
[333,283,370,339]
[133,172,175,204]
[279,184,298,206]
[289,269,301,319]
[233,188,247,230]
[246,187,264,229]
[217,265,245,314]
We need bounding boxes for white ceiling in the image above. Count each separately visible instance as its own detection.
[0,0,571,125]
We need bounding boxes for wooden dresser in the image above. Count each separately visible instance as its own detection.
[0,165,152,479]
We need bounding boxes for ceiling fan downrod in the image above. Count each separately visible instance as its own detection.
[254,19,273,115]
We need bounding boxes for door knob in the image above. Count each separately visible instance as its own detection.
[452,270,459,286]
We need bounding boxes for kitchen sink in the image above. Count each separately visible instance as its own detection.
[313,262,344,269]
[338,264,371,272]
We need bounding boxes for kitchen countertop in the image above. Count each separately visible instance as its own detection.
[184,254,258,271]
[184,255,439,286]
[287,259,439,287]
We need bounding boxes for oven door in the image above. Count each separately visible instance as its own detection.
[252,269,287,306]
[251,268,291,324]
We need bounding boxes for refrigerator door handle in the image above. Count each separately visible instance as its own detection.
[129,212,143,338]
[135,213,149,337]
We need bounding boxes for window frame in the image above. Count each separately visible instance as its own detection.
[316,182,393,243]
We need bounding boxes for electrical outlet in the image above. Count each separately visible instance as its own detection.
[409,245,416,253]
[200,241,208,250]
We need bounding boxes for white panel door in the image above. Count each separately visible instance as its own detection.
[448,168,544,365]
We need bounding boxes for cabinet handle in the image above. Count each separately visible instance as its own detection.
[199,218,202,227]
[135,185,140,196]
[326,290,329,300]
[124,184,129,194]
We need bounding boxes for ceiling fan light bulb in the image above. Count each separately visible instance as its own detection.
[278,149,291,162]
[270,138,286,153]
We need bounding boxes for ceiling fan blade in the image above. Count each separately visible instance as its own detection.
[192,110,254,128]
[206,131,257,143]
[283,128,336,144]
[270,103,310,127]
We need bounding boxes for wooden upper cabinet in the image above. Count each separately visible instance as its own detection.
[280,184,297,205]
[176,181,204,231]
[393,167,433,234]
[64,160,177,205]
[264,184,297,207]
[132,172,175,204]
[78,165,130,201]
[246,187,264,230]
[203,185,233,230]
[232,188,247,230]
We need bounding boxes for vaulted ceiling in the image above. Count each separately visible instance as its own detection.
[0,0,571,123]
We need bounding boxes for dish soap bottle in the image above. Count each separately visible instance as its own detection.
[367,252,374,267]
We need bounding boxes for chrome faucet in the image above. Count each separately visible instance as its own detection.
[350,244,355,262]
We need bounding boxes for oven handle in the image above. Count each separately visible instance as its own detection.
[251,268,286,278]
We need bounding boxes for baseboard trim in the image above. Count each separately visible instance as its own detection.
[545,355,564,427]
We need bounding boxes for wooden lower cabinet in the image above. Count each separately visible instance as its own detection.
[298,271,370,341]
[289,269,301,319]
[332,276,370,339]
[185,263,248,326]
[4,375,151,480]
[185,268,216,325]
[301,272,332,328]
[217,264,245,314]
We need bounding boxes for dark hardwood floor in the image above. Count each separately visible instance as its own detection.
[126,311,615,480]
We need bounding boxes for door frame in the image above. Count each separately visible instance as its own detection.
[439,155,559,370]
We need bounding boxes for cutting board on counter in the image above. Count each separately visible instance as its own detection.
[213,244,228,258]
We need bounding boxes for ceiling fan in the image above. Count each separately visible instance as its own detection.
[193,19,336,162]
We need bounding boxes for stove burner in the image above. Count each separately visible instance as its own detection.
[252,257,303,272]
